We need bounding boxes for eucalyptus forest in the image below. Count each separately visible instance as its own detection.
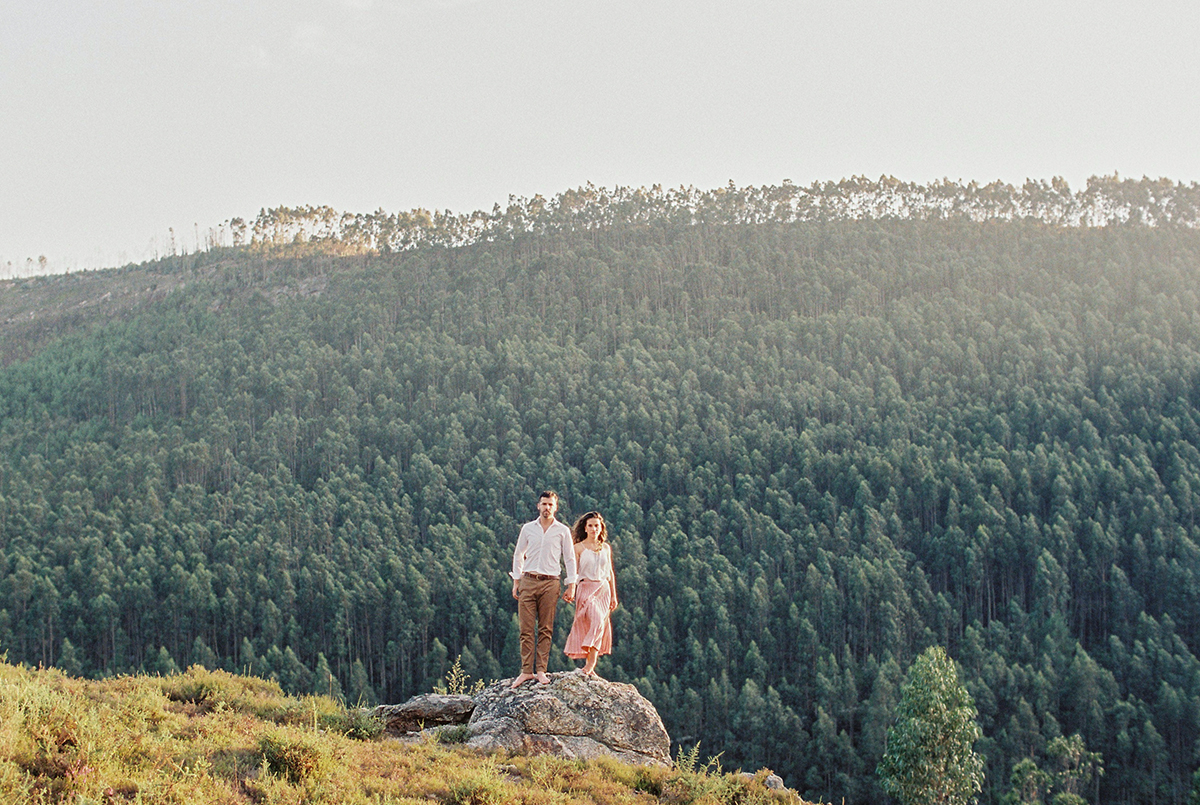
[3,177,1200,803]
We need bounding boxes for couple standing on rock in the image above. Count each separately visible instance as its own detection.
[510,490,619,688]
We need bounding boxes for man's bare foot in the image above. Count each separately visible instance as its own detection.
[511,673,535,688]
[535,672,551,685]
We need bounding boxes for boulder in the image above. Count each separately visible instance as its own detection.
[466,672,671,766]
[372,693,475,734]
[740,771,787,790]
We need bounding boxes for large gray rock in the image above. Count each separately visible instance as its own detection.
[373,693,475,734]
[466,672,671,766]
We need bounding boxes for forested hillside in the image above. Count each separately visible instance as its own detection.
[3,179,1200,803]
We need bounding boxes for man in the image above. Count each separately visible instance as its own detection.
[510,490,578,686]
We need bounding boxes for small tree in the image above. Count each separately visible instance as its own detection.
[1004,734,1103,805]
[1045,734,1102,805]
[878,646,985,805]
[1005,758,1051,805]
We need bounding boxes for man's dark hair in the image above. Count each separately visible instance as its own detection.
[539,490,558,502]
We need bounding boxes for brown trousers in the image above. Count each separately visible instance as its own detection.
[517,575,560,674]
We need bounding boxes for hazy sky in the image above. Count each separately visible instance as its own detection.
[3,0,1198,273]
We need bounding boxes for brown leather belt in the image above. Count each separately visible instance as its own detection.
[523,573,557,581]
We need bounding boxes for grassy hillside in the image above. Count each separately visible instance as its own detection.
[0,659,799,805]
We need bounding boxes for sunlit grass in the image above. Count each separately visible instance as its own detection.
[0,659,811,804]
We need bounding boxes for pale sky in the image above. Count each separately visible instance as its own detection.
[3,0,1198,274]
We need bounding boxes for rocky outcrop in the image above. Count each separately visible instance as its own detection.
[741,771,787,790]
[372,693,475,734]
[375,672,671,766]
[466,672,671,766]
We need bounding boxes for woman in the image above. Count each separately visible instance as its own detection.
[564,510,618,677]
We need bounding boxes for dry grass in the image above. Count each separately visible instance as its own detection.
[0,660,814,805]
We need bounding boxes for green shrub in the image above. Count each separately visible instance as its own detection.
[258,732,324,783]
[435,725,471,744]
[633,766,666,796]
[321,706,385,741]
[161,665,291,720]
[446,769,512,805]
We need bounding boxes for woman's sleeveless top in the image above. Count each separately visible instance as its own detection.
[578,545,612,582]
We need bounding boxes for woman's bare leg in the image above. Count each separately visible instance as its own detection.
[583,647,598,675]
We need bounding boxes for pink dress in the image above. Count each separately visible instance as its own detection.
[564,545,613,658]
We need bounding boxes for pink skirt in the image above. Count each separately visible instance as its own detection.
[564,579,613,658]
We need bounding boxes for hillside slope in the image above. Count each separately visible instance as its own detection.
[2,185,1200,802]
[0,660,796,805]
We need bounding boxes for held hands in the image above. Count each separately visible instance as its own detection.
[563,583,576,603]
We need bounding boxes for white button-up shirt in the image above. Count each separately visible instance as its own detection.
[511,519,579,583]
